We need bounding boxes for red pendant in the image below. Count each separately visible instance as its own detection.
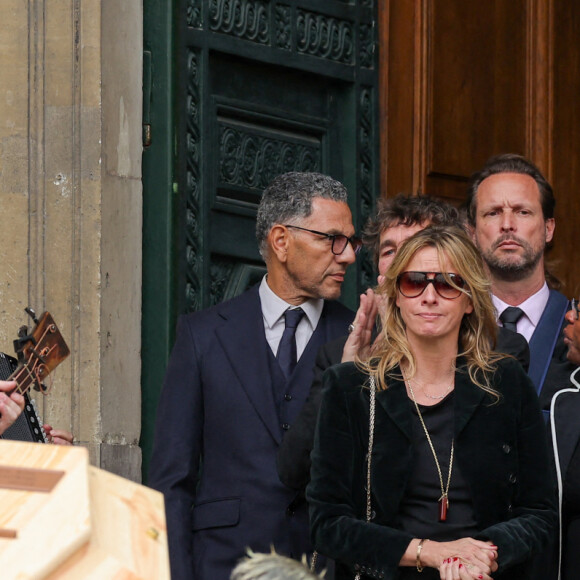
[439,496,449,522]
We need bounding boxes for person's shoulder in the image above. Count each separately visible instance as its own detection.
[322,299,354,322]
[492,356,537,399]
[179,285,259,325]
[318,334,348,359]
[323,361,367,391]
[493,355,529,378]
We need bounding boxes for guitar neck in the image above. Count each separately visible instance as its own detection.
[9,360,46,397]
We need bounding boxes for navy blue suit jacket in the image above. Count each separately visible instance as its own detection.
[148,285,353,579]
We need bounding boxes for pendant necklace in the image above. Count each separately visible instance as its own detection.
[406,374,454,522]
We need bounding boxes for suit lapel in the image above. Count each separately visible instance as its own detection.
[215,287,282,444]
[286,302,352,420]
[375,363,485,440]
[552,387,580,473]
[453,366,486,436]
[376,374,413,441]
[528,289,569,394]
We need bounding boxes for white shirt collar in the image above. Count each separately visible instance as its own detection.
[492,282,550,342]
[259,276,324,330]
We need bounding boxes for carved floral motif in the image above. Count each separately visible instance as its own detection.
[219,124,321,191]
[187,0,202,28]
[185,50,203,312]
[359,23,374,69]
[274,4,292,50]
[358,86,375,289]
[209,0,269,44]
[210,259,236,306]
[296,10,354,64]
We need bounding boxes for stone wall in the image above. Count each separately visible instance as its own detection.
[0,1,143,481]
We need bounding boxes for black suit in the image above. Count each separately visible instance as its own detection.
[307,359,557,579]
[148,285,353,580]
[277,327,529,491]
[551,377,580,579]
[538,332,578,409]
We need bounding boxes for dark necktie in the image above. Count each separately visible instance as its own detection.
[277,308,305,378]
[500,306,524,333]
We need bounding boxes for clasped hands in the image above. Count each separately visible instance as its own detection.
[423,538,499,580]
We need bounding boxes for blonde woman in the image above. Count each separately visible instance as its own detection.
[308,226,556,580]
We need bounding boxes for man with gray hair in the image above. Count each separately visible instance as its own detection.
[149,172,359,580]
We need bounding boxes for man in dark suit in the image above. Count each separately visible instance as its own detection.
[549,304,580,579]
[466,153,576,407]
[148,172,360,580]
[278,194,529,491]
[466,153,578,579]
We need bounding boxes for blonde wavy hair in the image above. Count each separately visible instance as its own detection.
[362,225,504,397]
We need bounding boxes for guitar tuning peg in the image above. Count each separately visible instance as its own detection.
[25,307,39,324]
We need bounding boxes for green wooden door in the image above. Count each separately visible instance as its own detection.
[141,0,379,478]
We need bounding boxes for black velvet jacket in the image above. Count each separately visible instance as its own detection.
[307,358,557,580]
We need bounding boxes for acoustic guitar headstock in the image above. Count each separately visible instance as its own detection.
[12,309,70,395]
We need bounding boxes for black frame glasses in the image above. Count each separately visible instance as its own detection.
[397,271,468,300]
[284,224,363,255]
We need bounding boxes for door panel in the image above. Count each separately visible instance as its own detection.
[381,0,580,294]
[142,0,379,477]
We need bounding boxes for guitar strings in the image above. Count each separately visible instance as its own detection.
[9,325,55,396]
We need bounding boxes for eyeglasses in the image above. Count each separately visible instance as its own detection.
[284,224,363,255]
[397,271,468,300]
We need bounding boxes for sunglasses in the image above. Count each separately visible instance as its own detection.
[397,271,468,300]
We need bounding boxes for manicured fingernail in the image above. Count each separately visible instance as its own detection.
[453,558,459,562]
[459,564,463,569]
[478,576,483,579]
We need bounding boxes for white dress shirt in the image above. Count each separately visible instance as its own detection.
[493,282,550,343]
[259,276,324,359]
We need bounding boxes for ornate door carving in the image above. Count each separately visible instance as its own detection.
[141,0,380,475]
[178,1,380,311]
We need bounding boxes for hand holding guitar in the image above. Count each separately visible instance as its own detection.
[0,380,24,436]
[0,309,70,443]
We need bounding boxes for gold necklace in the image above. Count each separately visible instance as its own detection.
[406,374,454,522]
[408,377,454,400]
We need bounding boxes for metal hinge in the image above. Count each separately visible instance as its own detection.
[143,50,152,148]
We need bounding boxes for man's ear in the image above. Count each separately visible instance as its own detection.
[466,222,476,243]
[545,218,555,244]
[268,225,290,263]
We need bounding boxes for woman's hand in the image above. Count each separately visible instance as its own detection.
[341,288,382,363]
[0,380,24,435]
[439,556,493,580]
[421,537,498,577]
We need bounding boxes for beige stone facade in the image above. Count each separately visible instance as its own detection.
[0,1,143,481]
